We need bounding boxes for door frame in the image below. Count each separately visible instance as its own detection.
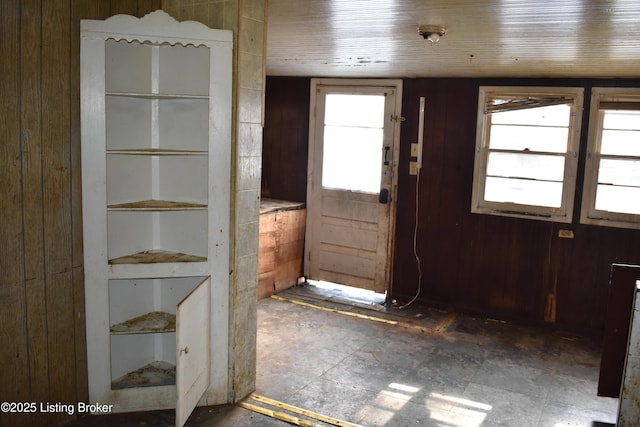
[305,78,403,295]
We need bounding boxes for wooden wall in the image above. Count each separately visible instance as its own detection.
[262,76,640,336]
[261,77,310,202]
[0,2,160,426]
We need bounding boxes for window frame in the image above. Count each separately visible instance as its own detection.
[471,86,584,223]
[580,87,640,229]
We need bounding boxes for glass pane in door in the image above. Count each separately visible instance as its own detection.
[322,94,385,193]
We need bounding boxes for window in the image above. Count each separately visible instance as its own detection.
[322,93,386,193]
[581,88,640,229]
[472,87,584,223]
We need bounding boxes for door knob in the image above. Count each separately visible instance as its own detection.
[379,188,389,204]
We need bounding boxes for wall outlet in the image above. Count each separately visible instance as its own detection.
[409,161,418,175]
[410,143,419,157]
[558,229,574,239]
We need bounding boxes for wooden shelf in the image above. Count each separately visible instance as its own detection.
[108,200,207,210]
[107,148,207,156]
[111,361,176,390]
[106,91,208,99]
[110,311,176,334]
[109,250,207,265]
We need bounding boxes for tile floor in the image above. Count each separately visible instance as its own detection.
[69,282,619,426]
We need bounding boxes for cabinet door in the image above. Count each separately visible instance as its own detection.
[176,276,211,427]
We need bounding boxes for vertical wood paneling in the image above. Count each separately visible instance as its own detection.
[138,0,161,15]
[20,0,49,425]
[419,82,449,302]
[70,0,85,408]
[262,77,309,202]
[110,0,146,16]
[0,2,30,427]
[42,1,75,424]
[443,80,480,312]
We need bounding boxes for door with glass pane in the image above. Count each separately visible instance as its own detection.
[305,80,402,293]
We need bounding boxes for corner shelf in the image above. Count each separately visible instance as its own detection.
[110,311,176,334]
[108,200,207,210]
[81,11,232,424]
[111,361,176,390]
[107,149,207,156]
[107,91,208,99]
[109,250,207,264]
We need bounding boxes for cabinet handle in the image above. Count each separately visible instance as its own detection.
[179,346,189,355]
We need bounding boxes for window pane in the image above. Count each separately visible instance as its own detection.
[595,184,640,215]
[487,152,565,181]
[485,176,563,207]
[322,126,383,193]
[603,110,640,131]
[601,110,640,156]
[490,124,569,152]
[598,158,640,187]
[601,130,640,156]
[325,94,385,128]
[322,93,386,193]
[491,104,571,127]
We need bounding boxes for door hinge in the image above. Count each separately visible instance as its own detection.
[390,114,406,123]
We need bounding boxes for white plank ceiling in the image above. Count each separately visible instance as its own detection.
[266,0,640,78]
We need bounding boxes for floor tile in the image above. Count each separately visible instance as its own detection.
[454,382,545,427]
[537,401,617,427]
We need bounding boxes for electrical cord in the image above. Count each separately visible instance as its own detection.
[392,96,425,310]
[394,165,422,309]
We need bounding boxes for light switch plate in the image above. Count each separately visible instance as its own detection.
[411,143,419,157]
[409,161,418,175]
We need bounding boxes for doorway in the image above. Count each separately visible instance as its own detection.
[304,79,402,295]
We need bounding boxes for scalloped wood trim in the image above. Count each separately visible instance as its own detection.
[81,9,232,46]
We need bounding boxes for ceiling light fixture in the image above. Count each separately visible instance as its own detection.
[418,24,445,43]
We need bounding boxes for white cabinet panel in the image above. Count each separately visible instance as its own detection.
[176,277,211,427]
[158,44,210,95]
[105,40,153,93]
